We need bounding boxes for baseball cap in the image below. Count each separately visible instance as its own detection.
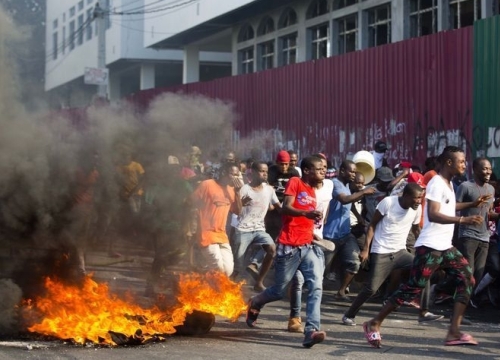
[376,166,395,182]
[396,161,412,169]
[374,141,388,153]
[276,150,291,163]
[408,172,426,188]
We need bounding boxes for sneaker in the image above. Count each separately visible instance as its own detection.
[246,299,260,328]
[342,315,356,326]
[287,317,304,333]
[246,264,259,282]
[434,293,453,305]
[302,330,326,348]
[326,272,337,282]
[418,312,444,323]
[345,286,350,295]
[403,299,421,309]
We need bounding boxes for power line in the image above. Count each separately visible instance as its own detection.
[111,0,167,13]
[109,0,197,15]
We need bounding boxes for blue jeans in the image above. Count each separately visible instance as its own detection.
[233,229,274,275]
[251,244,324,333]
[325,233,361,274]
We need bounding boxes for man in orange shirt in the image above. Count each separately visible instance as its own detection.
[190,163,243,276]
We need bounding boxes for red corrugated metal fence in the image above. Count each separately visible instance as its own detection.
[129,27,473,168]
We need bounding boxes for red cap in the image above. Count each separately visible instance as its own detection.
[276,150,290,163]
[407,172,426,188]
[398,161,412,169]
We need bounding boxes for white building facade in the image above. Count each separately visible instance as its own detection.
[145,0,498,76]
[45,0,232,107]
[46,0,499,107]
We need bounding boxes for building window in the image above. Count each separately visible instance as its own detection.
[410,0,438,38]
[309,23,329,59]
[69,21,75,50]
[258,41,274,70]
[53,19,58,29]
[239,47,254,74]
[78,1,84,11]
[257,16,275,36]
[52,32,58,60]
[86,9,93,40]
[77,14,84,45]
[278,8,298,29]
[62,26,66,53]
[238,24,255,42]
[307,0,329,19]
[368,5,391,47]
[63,13,66,22]
[70,6,75,17]
[338,15,357,54]
[279,33,297,66]
[333,0,360,10]
[449,0,480,29]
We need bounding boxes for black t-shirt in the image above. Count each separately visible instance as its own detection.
[267,165,300,203]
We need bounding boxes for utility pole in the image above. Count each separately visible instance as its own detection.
[94,2,107,99]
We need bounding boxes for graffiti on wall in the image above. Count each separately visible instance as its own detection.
[233,110,475,168]
[473,125,500,158]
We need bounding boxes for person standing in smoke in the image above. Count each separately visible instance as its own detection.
[189,145,205,176]
[143,156,194,297]
[112,149,145,254]
[66,149,100,279]
[189,162,243,276]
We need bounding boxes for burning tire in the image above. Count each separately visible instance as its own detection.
[174,310,215,336]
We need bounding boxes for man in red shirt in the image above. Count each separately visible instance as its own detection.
[246,155,327,348]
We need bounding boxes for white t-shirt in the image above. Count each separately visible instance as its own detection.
[314,179,334,238]
[236,183,279,232]
[415,175,456,251]
[371,196,421,254]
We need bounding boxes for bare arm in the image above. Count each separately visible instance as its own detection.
[282,194,322,220]
[411,224,421,239]
[359,210,383,263]
[456,194,493,211]
[337,186,376,205]
[428,199,482,225]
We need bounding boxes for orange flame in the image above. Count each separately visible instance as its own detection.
[23,272,246,345]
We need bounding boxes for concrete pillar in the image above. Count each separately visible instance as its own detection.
[140,63,155,90]
[183,45,200,84]
[358,10,368,50]
[391,0,406,42]
[108,71,121,101]
[296,4,307,63]
[481,0,494,18]
[437,0,450,32]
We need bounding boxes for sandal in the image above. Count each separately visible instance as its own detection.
[445,333,478,346]
[363,322,382,348]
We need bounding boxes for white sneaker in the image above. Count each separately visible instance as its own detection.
[326,272,337,282]
[342,315,356,326]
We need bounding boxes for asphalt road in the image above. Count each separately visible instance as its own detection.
[1,242,499,360]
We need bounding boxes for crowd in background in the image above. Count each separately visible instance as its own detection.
[47,139,500,347]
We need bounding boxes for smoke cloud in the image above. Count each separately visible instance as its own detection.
[0,5,237,333]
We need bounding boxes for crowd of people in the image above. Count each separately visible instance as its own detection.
[62,140,500,349]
